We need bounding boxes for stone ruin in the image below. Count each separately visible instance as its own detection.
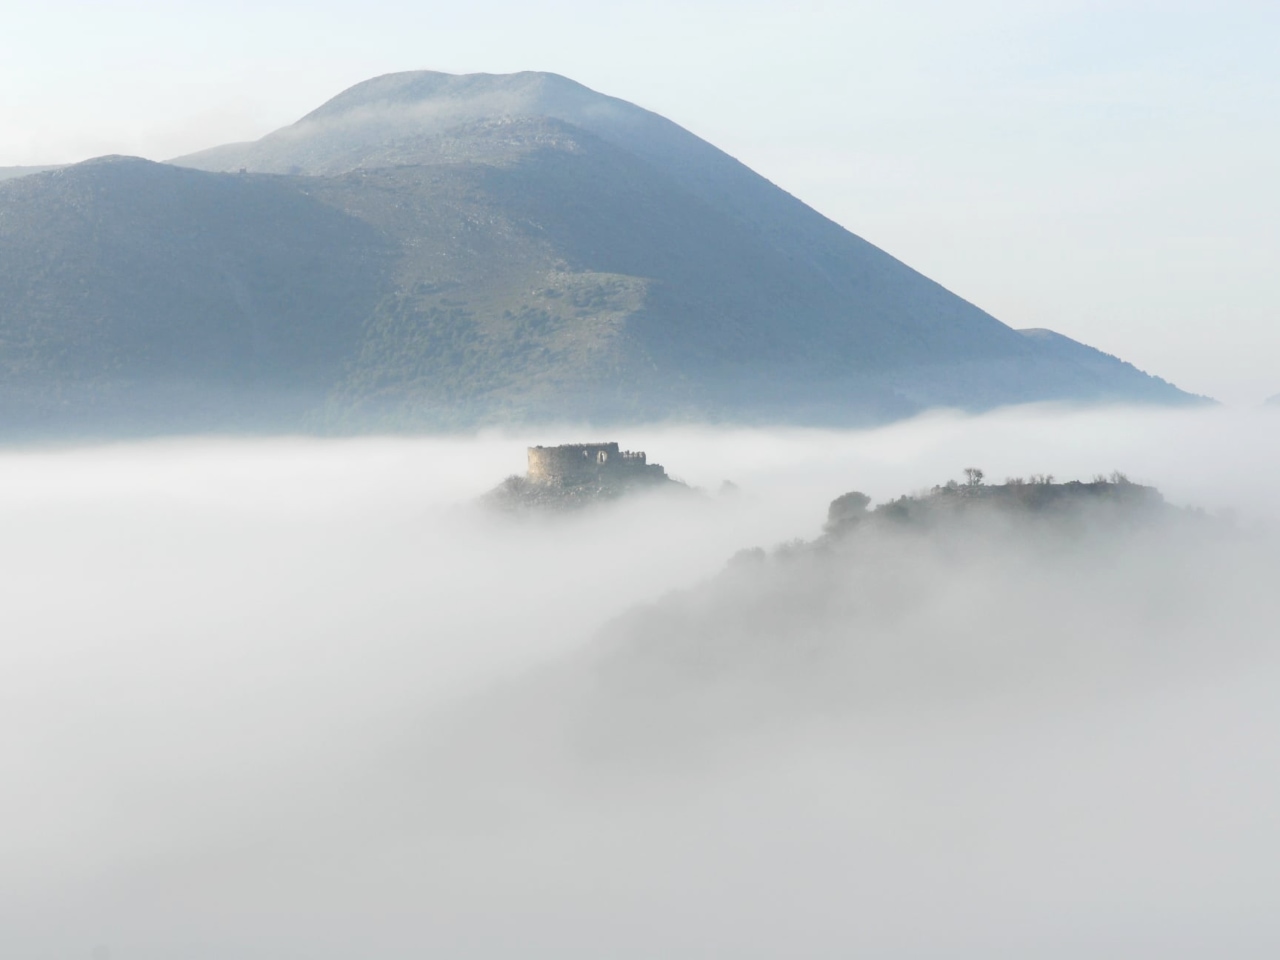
[482,441,675,511]
[526,442,668,486]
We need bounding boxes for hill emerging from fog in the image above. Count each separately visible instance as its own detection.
[0,71,1202,437]
[434,469,1249,776]
[569,472,1220,739]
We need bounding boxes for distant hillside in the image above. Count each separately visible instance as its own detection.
[0,158,387,435]
[546,472,1206,745]
[0,72,1203,437]
[0,165,63,182]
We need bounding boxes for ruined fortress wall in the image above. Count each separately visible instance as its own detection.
[528,443,616,482]
[527,442,663,484]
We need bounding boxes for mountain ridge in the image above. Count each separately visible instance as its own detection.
[0,71,1204,438]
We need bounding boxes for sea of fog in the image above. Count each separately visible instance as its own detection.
[1,404,1278,958]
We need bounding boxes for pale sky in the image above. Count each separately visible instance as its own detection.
[2,0,1276,403]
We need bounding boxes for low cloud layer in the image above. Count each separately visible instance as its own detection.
[2,405,1278,958]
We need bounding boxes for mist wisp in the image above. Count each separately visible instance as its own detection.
[3,405,1279,958]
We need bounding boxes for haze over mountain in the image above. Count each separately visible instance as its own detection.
[0,71,1201,437]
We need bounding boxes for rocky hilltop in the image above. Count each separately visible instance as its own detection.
[0,71,1205,438]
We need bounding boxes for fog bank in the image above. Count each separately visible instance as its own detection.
[2,405,1279,957]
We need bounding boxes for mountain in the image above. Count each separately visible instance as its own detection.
[0,165,63,182]
[0,72,1202,437]
[0,157,388,435]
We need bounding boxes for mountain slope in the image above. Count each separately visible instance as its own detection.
[179,72,1200,417]
[0,165,63,182]
[0,72,1201,437]
[175,72,1040,370]
[0,158,388,434]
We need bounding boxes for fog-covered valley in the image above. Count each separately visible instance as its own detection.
[3,405,1279,958]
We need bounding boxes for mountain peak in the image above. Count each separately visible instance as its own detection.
[0,70,1203,438]
[173,69,664,178]
[300,70,596,123]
